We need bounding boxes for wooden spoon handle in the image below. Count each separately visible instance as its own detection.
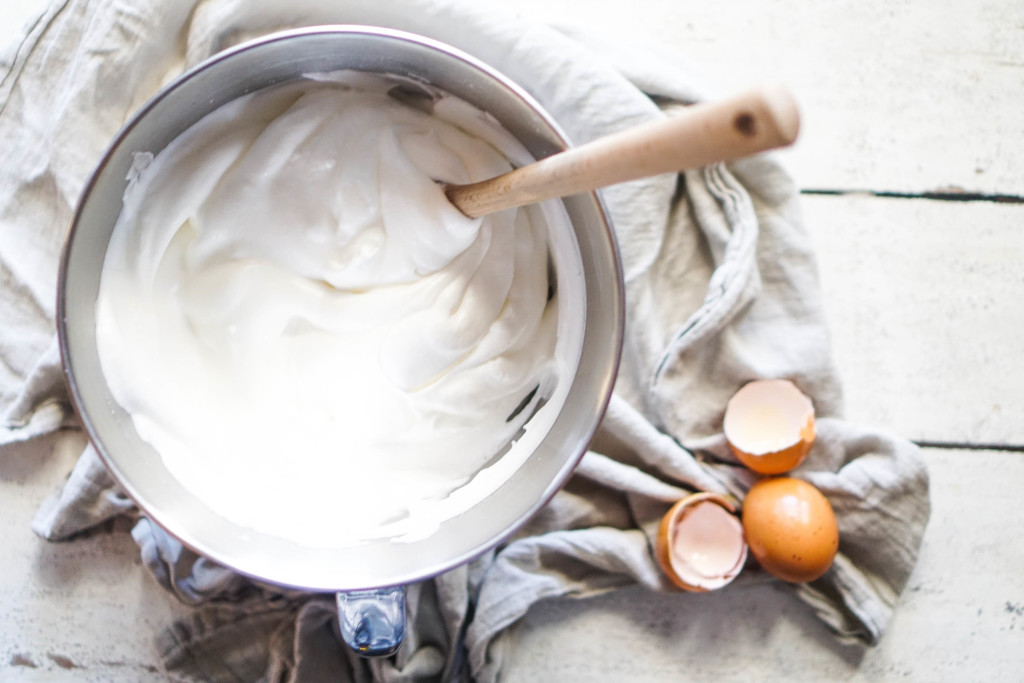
[446,84,800,218]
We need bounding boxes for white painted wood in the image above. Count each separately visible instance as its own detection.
[493,0,1024,195]
[5,440,1020,680]
[0,431,189,681]
[803,194,1024,445]
[6,0,1022,195]
[503,447,1024,682]
[0,0,42,55]
[1,0,1022,681]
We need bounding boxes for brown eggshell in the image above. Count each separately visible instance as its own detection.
[724,379,816,475]
[742,477,839,583]
[656,492,747,592]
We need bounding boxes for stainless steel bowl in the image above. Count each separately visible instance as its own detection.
[59,26,623,602]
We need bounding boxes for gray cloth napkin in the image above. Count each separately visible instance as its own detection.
[1,0,931,681]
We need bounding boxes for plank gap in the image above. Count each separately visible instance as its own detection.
[801,188,1024,205]
[914,440,1024,453]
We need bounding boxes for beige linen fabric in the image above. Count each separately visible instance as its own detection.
[1,1,929,680]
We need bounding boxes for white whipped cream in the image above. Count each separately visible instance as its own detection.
[95,72,584,547]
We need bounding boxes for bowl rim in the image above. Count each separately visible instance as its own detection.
[57,24,625,591]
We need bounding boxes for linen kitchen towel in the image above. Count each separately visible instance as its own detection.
[0,1,930,681]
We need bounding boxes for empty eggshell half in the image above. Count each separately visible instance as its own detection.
[723,379,815,474]
[655,492,748,592]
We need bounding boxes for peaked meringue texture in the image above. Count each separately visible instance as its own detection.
[94,72,585,547]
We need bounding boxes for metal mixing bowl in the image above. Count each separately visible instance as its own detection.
[58,25,623,597]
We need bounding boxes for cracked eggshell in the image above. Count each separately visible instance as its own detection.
[724,379,815,475]
[655,492,748,592]
[742,477,839,583]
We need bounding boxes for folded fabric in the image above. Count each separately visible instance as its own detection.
[1,1,930,681]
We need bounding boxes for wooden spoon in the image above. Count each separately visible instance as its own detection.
[445,84,800,218]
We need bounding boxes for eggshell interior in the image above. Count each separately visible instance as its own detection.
[724,379,815,474]
[656,493,747,592]
[669,501,746,580]
[724,379,814,454]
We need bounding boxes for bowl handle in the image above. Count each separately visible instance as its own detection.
[336,586,406,657]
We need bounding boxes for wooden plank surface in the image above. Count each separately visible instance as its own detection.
[503,447,1024,682]
[0,432,191,681]
[1,0,1022,680]
[803,194,1024,445]
[502,0,1024,196]
[6,441,1019,680]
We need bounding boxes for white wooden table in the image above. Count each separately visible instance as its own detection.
[2,1,1022,680]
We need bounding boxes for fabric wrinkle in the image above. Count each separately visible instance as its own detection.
[0,1,930,681]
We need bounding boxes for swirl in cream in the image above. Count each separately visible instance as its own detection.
[95,72,583,546]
